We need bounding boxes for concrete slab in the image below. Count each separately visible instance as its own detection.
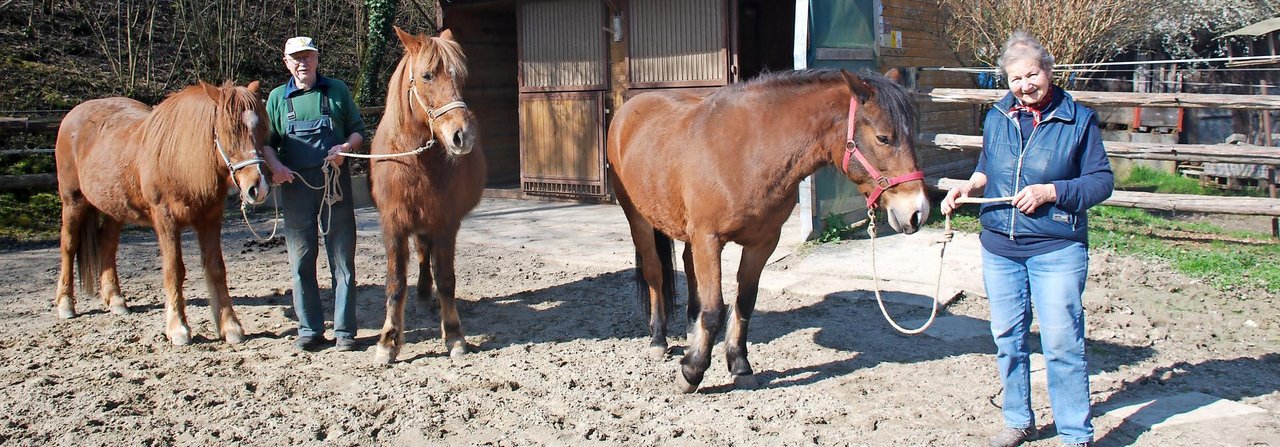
[1096,392,1269,430]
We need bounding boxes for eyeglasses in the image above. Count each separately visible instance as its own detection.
[285,54,317,66]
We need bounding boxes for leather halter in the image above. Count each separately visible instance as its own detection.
[408,58,467,136]
[214,136,265,178]
[839,95,925,209]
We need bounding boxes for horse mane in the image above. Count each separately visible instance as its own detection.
[729,69,918,150]
[143,83,222,196]
[386,35,469,139]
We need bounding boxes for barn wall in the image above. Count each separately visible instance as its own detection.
[879,0,978,179]
[445,1,521,186]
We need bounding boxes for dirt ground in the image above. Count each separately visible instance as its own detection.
[0,198,1275,446]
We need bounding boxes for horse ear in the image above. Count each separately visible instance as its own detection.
[200,81,221,101]
[884,67,903,84]
[840,69,874,102]
[246,80,260,94]
[439,29,455,41]
[883,66,918,91]
[394,25,421,52]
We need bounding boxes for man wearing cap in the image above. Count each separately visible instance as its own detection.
[261,36,367,352]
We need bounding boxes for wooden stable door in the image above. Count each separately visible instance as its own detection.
[626,0,734,90]
[517,0,609,198]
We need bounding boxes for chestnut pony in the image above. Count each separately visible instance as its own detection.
[54,81,270,345]
[607,69,930,392]
[370,27,485,363]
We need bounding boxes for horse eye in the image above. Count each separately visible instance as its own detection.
[876,135,890,145]
[422,72,434,81]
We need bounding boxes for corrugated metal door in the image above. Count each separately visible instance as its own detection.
[518,0,608,197]
[627,0,732,89]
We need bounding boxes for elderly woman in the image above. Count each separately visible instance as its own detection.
[942,31,1113,447]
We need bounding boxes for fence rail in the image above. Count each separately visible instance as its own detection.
[920,133,1280,166]
[931,177,1280,217]
[916,88,1280,110]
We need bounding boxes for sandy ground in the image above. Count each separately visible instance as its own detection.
[0,197,1275,446]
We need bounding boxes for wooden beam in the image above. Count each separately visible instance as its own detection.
[915,88,1280,110]
[919,133,1280,166]
[0,174,57,190]
[930,177,1280,217]
[0,117,61,134]
[0,148,55,156]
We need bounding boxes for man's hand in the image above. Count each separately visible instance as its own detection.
[1012,183,1056,214]
[269,162,294,185]
[326,143,350,167]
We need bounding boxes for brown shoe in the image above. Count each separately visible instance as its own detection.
[988,426,1037,447]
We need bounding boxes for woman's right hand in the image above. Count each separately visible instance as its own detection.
[941,184,971,215]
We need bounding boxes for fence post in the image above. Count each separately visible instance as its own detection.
[1265,80,1279,238]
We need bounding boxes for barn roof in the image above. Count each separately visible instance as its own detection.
[1220,17,1280,38]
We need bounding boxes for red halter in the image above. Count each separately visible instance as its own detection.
[840,96,925,209]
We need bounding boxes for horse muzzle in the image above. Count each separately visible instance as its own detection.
[883,190,930,234]
[443,127,475,157]
[235,163,270,205]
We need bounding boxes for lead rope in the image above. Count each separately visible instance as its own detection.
[868,195,1015,335]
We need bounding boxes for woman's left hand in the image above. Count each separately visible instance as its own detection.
[1012,183,1056,214]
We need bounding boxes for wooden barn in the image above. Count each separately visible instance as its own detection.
[439,0,976,236]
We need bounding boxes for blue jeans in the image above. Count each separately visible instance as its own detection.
[281,166,357,339]
[982,242,1093,444]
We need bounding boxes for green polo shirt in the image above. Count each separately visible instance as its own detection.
[265,76,368,149]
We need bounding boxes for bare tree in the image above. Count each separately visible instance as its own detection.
[936,0,1154,84]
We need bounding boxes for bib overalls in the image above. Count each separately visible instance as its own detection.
[278,89,357,341]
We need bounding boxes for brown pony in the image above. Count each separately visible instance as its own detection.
[370,27,486,363]
[54,81,270,345]
[607,69,930,392]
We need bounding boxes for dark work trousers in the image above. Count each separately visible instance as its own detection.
[281,165,357,339]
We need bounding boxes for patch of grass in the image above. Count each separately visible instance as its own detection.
[926,203,982,234]
[0,191,61,242]
[1089,205,1280,292]
[816,213,860,243]
[1118,166,1266,197]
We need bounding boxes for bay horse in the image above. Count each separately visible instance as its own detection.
[607,69,930,392]
[370,27,486,363]
[54,81,270,345]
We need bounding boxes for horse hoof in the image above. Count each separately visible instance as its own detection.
[647,345,668,360]
[675,370,699,394]
[374,345,398,364]
[169,331,191,346]
[56,305,76,320]
[109,304,130,316]
[732,374,759,390]
[223,327,245,345]
[448,341,469,358]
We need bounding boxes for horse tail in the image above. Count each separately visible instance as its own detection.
[635,229,676,319]
[76,207,102,298]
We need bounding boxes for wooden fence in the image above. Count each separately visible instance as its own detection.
[916,88,1280,221]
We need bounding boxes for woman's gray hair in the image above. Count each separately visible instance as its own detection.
[997,30,1055,74]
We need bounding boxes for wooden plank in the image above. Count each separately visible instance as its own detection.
[0,148,55,156]
[919,133,1280,165]
[930,177,1280,216]
[916,88,1280,110]
[0,117,62,134]
[0,173,57,190]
